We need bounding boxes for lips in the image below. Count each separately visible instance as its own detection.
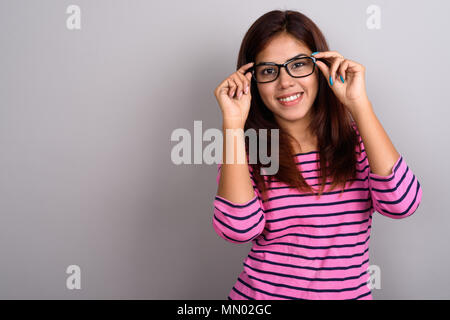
[277,92,304,106]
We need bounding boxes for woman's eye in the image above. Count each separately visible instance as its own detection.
[261,68,275,75]
[293,62,304,68]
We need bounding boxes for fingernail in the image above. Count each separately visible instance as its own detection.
[245,86,249,94]
[238,92,242,99]
[329,76,333,86]
[340,75,344,83]
[311,52,319,55]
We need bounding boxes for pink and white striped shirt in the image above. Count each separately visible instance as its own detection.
[212,122,422,300]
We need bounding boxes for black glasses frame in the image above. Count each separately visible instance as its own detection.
[249,54,317,83]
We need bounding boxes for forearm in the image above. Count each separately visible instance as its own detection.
[216,123,256,204]
[350,99,400,176]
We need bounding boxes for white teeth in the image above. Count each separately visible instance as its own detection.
[278,93,302,102]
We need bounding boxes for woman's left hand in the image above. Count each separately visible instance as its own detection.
[313,51,370,115]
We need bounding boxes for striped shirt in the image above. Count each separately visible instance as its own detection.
[212,122,422,300]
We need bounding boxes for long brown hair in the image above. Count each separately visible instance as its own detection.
[237,10,361,203]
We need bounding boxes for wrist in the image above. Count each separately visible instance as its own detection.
[348,98,373,120]
[222,118,245,130]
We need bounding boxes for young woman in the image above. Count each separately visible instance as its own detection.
[212,10,422,300]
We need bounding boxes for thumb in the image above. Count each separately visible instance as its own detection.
[315,60,330,83]
[245,71,253,82]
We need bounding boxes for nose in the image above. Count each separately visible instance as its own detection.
[278,66,295,88]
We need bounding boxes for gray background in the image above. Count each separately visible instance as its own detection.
[0,0,448,299]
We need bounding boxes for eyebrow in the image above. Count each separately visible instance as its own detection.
[257,53,309,65]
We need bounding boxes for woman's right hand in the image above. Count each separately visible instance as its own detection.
[214,62,254,128]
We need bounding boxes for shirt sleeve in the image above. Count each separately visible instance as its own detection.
[212,162,266,244]
[352,121,423,219]
[368,154,422,219]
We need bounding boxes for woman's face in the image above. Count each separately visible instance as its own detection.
[255,33,319,126]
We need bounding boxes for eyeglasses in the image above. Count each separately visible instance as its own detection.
[249,54,317,83]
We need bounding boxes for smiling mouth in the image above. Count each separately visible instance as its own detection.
[277,92,304,105]
[277,92,303,102]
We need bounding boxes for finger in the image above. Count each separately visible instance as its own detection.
[227,78,238,98]
[215,77,233,98]
[234,71,250,96]
[244,66,254,84]
[315,60,330,82]
[344,59,364,73]
[337,59,350,83]
[311,51,344,60]
[238,63,254,94]
[245,70,253,82]
[245,72,253,92]
[330,57,345,84]
[237,62,254,75]
[229,74,244,100]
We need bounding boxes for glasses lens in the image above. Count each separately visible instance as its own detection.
[254,65,278,83]
[287,57,314,77]
[253,58,315,83]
